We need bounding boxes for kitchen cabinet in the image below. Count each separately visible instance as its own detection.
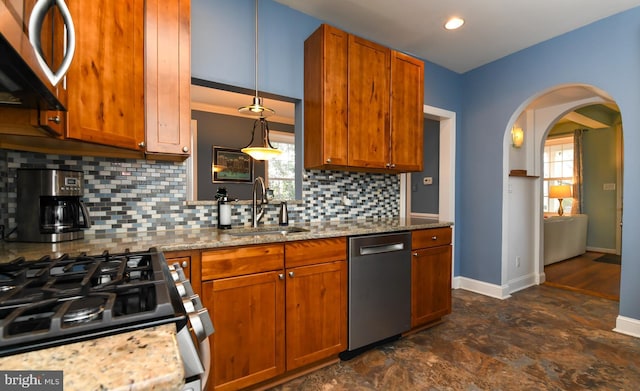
[65,0,146,150]
[201,244,286,391]
[304,23,424,173]
[284,238,347,370]
[1,0,192,158]
[144,0,192,156]
[200,238,347,389]
[411,227,452,328]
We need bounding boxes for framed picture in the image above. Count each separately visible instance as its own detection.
[212,146,253,183]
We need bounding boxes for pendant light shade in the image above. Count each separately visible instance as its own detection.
[239,0,280,160]
[242,117,283,160]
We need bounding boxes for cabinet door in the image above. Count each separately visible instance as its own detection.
[202,272,285,391]
[390,51,424,172]
[285,261,347,370]
[65,1,145,150]
[304,24,348,168]
[347,35,390,169]
[144,0,191,156]
[411,245,452,328]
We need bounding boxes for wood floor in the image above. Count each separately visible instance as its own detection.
[543,251,621,301]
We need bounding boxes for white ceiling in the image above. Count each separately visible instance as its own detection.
[274,0,640,73]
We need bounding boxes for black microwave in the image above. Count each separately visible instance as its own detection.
[0,0,75,111]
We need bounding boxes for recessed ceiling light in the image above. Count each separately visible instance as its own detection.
[444,17,464,30]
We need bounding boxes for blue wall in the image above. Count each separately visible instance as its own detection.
[460,8,640,319]
[192,0,640,321]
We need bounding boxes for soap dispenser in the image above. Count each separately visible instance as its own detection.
[278,201,289,226]
[215,187,232,229]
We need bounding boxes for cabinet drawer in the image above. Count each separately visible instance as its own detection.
[412,227,452,249]
[202,244,284,280]
[285,237,347,268]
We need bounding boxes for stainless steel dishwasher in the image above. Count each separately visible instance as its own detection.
[342,231,412,357]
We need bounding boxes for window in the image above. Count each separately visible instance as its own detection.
[543,135,573,215]
[266,131,295,200]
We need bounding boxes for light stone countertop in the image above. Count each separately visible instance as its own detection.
[0,217,453,263]
[0,324,184,391]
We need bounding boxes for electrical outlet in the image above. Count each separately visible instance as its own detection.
[423,177,433,185]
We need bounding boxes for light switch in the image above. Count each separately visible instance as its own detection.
[423,177,433,185]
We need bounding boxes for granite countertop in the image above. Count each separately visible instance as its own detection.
[0,217,453,263]
[0,324,184,391]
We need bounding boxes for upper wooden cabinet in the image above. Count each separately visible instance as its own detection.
[2,0,192,158]
[304,24,424,173]
[144,0,192,156]
[65,1,146,151]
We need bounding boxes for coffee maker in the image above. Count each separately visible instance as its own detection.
[16,169,92,242]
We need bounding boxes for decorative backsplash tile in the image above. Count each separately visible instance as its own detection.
[0,150,399,236]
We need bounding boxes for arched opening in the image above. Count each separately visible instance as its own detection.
[502,84,623,300]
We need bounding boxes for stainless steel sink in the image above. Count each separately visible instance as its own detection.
[225,226,309,237]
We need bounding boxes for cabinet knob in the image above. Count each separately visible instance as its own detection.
[385,163,391,168]
[390,163,396,169]
[138,141,146,148]
[432,236,438,240]
[48,115,61,124]
[278,273,284,280]
[181,261,188,268]
[182,146,189,153]
[413,252,418,257]
[326,158,332,163]
[288,271,295,278]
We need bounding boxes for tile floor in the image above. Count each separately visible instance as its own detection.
[271,286,640,390]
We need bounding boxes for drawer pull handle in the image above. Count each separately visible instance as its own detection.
[432,236,438,240]
[48,115,61,124]
[181,261,188,268]
[413,252,418,257]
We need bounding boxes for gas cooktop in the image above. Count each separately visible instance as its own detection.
[0,249,185,356]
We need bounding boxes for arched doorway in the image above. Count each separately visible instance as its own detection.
[501,84,623,297]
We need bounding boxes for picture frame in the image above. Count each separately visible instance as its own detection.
[212,146,253,183]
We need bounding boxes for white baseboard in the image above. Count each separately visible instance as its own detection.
[614,316,640,338]
[453,276,511,299]
[586,246,617,254]
[507,274,537,294]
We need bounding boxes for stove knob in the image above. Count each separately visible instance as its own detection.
[182,294,204,312]
[174,280,195,298]
[188,308,215,342]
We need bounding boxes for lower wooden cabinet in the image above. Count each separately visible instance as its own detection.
[202,271,285,391]
[411,227,453,328]
[285,260,347,370]
[200,238,347,390]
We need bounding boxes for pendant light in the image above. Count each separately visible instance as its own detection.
[238,0,282,160]
[239,0,282,160]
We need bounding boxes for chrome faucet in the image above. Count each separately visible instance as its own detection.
[252,176,268,227]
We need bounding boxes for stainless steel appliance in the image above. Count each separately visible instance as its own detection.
[0,0,75,110]
[342,232,412,358]
[16,168,91,242]
[0,248,214,391]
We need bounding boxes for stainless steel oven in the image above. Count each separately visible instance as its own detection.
[0,248,214,391]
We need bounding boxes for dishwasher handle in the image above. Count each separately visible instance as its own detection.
[359,242,405,256]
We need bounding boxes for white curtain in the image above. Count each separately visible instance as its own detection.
[573,129,584,214]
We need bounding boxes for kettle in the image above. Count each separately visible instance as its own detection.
[278,202,289,226]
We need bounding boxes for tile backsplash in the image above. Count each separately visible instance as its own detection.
[0,150,399,235]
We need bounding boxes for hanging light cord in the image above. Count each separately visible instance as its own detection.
[253,0,259,99]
